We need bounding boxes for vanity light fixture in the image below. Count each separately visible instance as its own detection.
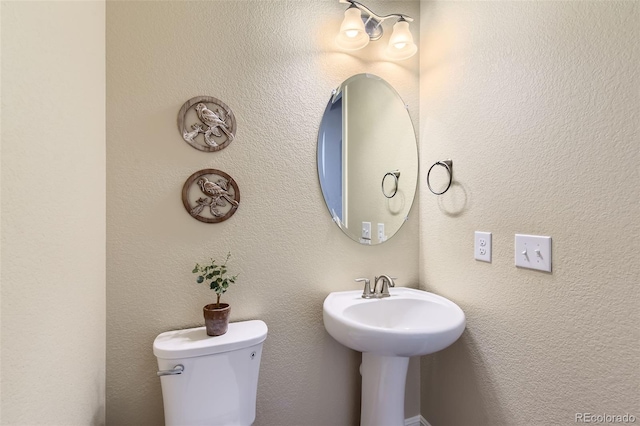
[335,0,417,60]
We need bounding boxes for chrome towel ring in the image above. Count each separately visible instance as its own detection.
[427,160,453,195]
[382,170,401,198]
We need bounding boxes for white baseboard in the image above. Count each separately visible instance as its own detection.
[405,414,431,426]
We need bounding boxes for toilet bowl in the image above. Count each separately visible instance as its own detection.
[153,320,268,426]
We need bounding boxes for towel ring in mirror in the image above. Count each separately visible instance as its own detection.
[382,170,400,198]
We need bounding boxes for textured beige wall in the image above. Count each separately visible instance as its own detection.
[419,1,639,425]
[1,1,106,424]
[106,1,419,424]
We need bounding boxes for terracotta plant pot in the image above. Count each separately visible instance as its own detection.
[203,303,230,336]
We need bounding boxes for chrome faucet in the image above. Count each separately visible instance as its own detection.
[374,275,395,298]
[356,275,397,299]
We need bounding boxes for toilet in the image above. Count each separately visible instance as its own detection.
[153,320,268,426]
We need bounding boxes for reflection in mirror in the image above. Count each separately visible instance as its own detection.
[317,74,418,245]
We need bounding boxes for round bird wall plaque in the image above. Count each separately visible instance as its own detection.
[182,169,240,223]
[178,96,236,152]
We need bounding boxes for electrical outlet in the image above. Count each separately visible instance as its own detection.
[474,231,492,262]
[377,223,386,242]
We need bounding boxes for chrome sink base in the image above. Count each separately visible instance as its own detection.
[360,353,409,426]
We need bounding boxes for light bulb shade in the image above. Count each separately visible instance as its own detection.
[387,20,417,60]
[336,8,370,51]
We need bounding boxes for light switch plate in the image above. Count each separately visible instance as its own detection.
[362,222,371,240]
[474,231,492,262]
[515,234,552,272]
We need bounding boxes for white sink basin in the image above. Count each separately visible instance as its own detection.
[323,287,466,426]
[323,287,466,357]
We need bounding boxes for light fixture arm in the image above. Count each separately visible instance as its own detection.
[339,0,414,24]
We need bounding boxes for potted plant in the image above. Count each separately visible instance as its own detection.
[192,252,238,336]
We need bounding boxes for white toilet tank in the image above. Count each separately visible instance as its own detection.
[153,320,268,426]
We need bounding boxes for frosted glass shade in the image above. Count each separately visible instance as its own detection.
[386,20,417,60]
[336,8,370,51]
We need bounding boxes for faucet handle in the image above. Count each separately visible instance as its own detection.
[355,278,374,299]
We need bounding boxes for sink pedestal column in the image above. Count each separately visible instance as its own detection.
[360,353,409,426]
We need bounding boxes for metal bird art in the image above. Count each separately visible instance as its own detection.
[195,177,239,217]
[195,103,234,147]
[182,169,241,223]
[178,96,236,152]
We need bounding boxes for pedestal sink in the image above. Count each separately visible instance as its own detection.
[323,287,465,426]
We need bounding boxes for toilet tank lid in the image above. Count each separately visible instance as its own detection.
[153,320,268,360]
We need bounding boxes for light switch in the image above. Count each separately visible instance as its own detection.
[515,234,552,272]
[362,222,371,240]
[474,231,492,262]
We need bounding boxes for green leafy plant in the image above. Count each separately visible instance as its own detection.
[192,252,238,308]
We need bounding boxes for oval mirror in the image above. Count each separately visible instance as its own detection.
[317,74,418,245]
